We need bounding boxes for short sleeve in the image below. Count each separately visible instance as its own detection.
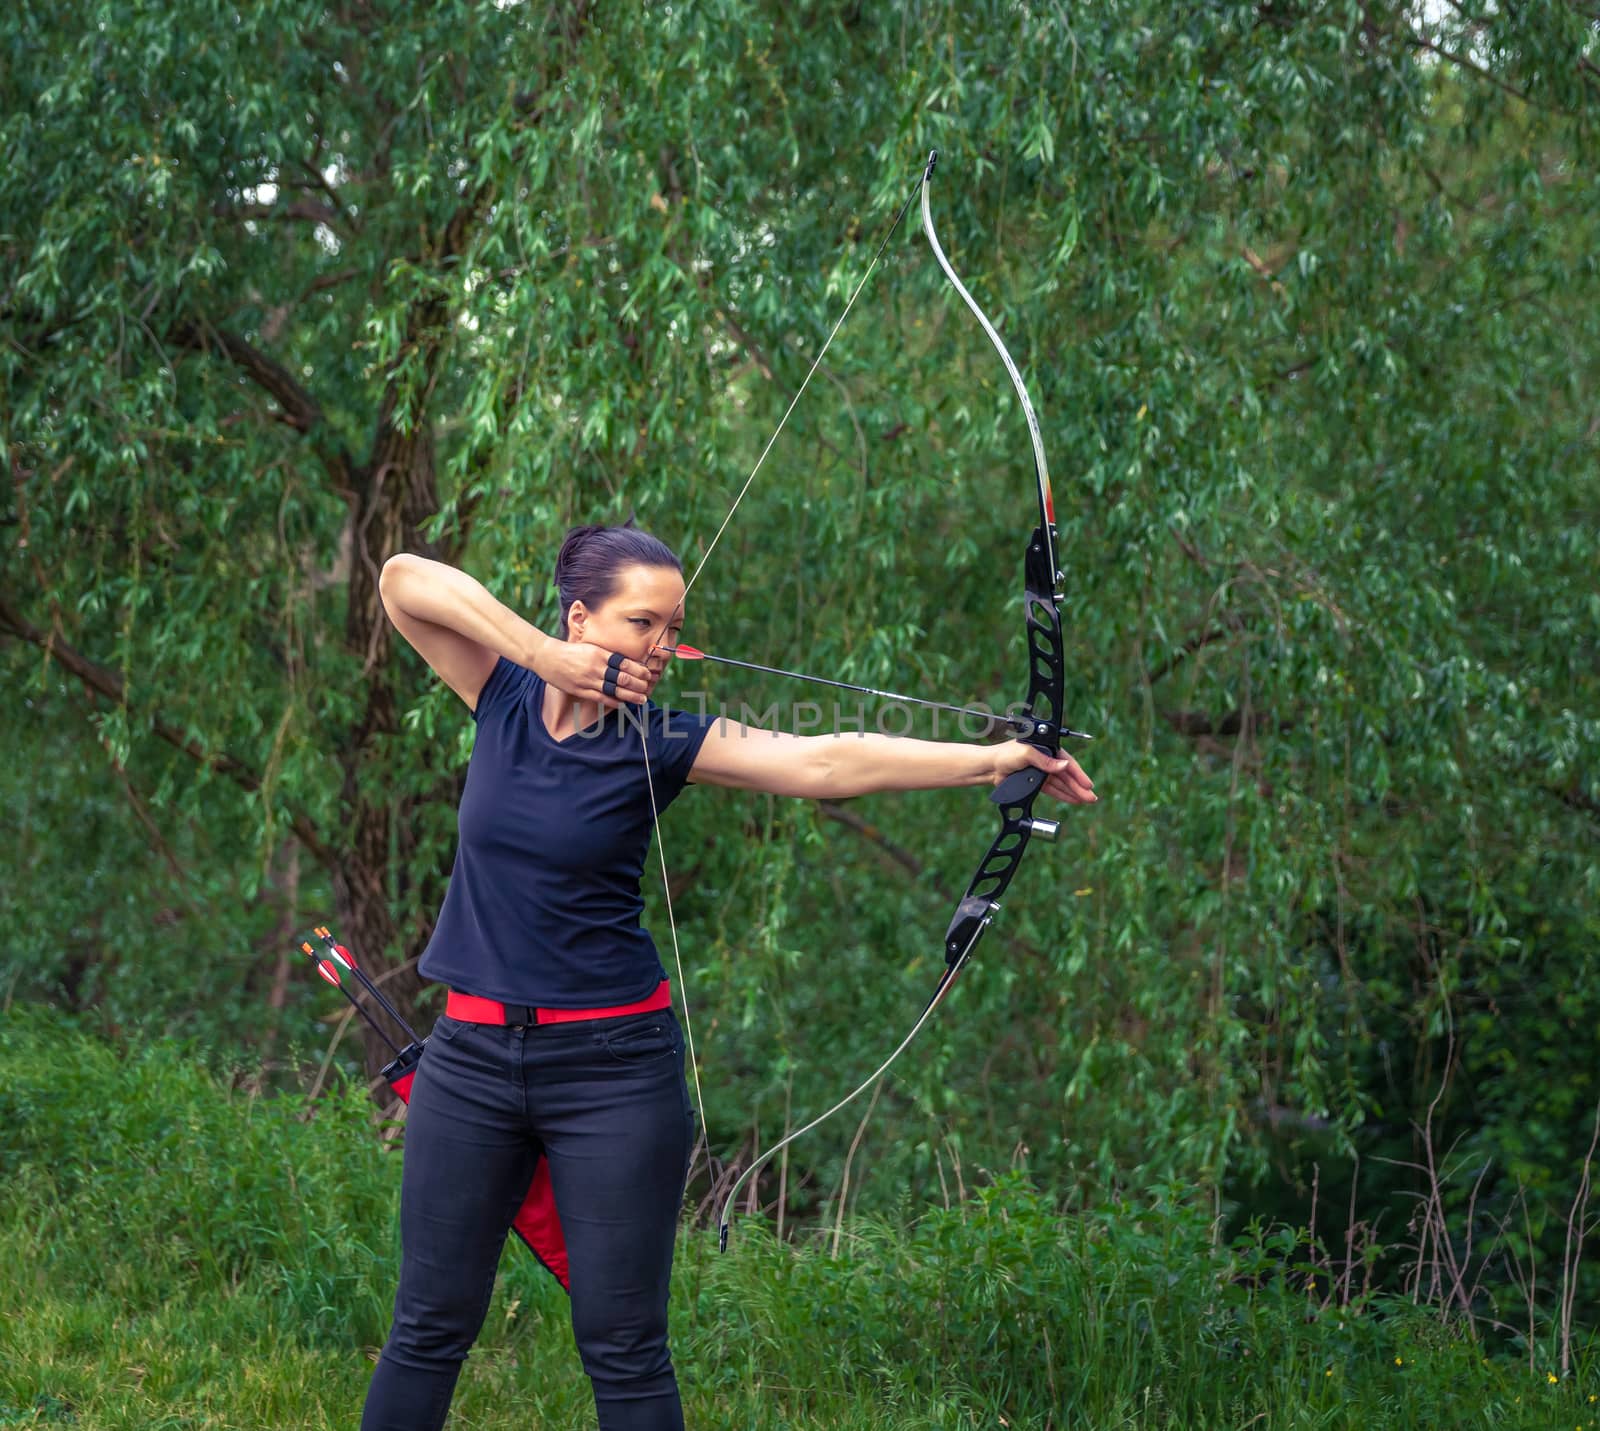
[472,655,536,723]
[646,701,721,807]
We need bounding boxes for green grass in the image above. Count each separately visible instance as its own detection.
[1,1013,1595,1429]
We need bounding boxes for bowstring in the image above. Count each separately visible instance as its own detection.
[639,162,925,1207]
[640,746,707,1152]
[677,173,924,615]
[715,919,984,1247]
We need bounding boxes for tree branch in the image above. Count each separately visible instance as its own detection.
[219,199,346,230]
[1402,31,1540,108]
[0,595,331,865]
[169,318,354,483]
[290,160,355,230]
[170,319,323,432]
[817,800,924,877]
[1145,626,1234,685]
[1545,777,1600,821]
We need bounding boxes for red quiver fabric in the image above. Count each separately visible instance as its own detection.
[380,1043,570,1293]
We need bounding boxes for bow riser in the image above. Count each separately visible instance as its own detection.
[942,762,1052,962]
[942,517,1068,964]
[1023,521,1067,748]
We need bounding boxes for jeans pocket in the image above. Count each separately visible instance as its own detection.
[600,1015,680,1064]
[430,1013,470,1044]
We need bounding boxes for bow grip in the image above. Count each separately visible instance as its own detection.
[990,765,1046,806]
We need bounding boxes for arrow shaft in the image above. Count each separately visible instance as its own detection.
[664,647,1032,733]
[299,945,407,1054]
[337,991,407,1055]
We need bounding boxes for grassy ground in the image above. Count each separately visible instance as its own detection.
[1,1016,1595,1429]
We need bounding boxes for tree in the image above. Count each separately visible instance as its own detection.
[3,2,1596,1263]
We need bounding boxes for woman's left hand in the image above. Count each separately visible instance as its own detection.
[990,741,1098,804]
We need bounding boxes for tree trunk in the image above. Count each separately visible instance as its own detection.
[333,408,447,1083]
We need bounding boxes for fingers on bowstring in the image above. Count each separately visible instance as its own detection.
[616,655,652,703]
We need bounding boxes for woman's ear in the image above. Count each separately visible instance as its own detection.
[566,600,587,639]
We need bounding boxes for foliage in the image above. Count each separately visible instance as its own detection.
[5,1018,1600,1428]
[1,0,1597,1331]
[0,1011,398,1343]
[0,683,336,1051]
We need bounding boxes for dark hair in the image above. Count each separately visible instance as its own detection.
[553,520,682,637]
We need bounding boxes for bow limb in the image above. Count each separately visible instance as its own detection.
[919,151,1059,560]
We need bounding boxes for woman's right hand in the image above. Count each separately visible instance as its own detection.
[540,640,654,705]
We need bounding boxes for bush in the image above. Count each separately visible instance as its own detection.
[4,1015,1597,1429]
[0,1010,398,1344]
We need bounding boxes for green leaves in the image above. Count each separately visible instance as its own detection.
[2,1,1597,1291]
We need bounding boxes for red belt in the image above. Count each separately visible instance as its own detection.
[446,979,671,1028]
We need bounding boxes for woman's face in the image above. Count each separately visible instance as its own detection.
[567,563,685,696]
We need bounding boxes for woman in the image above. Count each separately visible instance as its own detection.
[363,522,1096,1431]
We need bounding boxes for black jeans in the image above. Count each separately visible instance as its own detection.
[359,1008,695,1431]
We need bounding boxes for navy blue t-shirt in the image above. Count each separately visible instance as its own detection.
[417,656,718,1007]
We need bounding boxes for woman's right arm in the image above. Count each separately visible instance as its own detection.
[379,554,649,711]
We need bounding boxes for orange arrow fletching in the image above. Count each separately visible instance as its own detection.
[312,926,357,972]
[666,644,706,659]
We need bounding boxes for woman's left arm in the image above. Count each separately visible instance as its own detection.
[688,722,1097,805]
